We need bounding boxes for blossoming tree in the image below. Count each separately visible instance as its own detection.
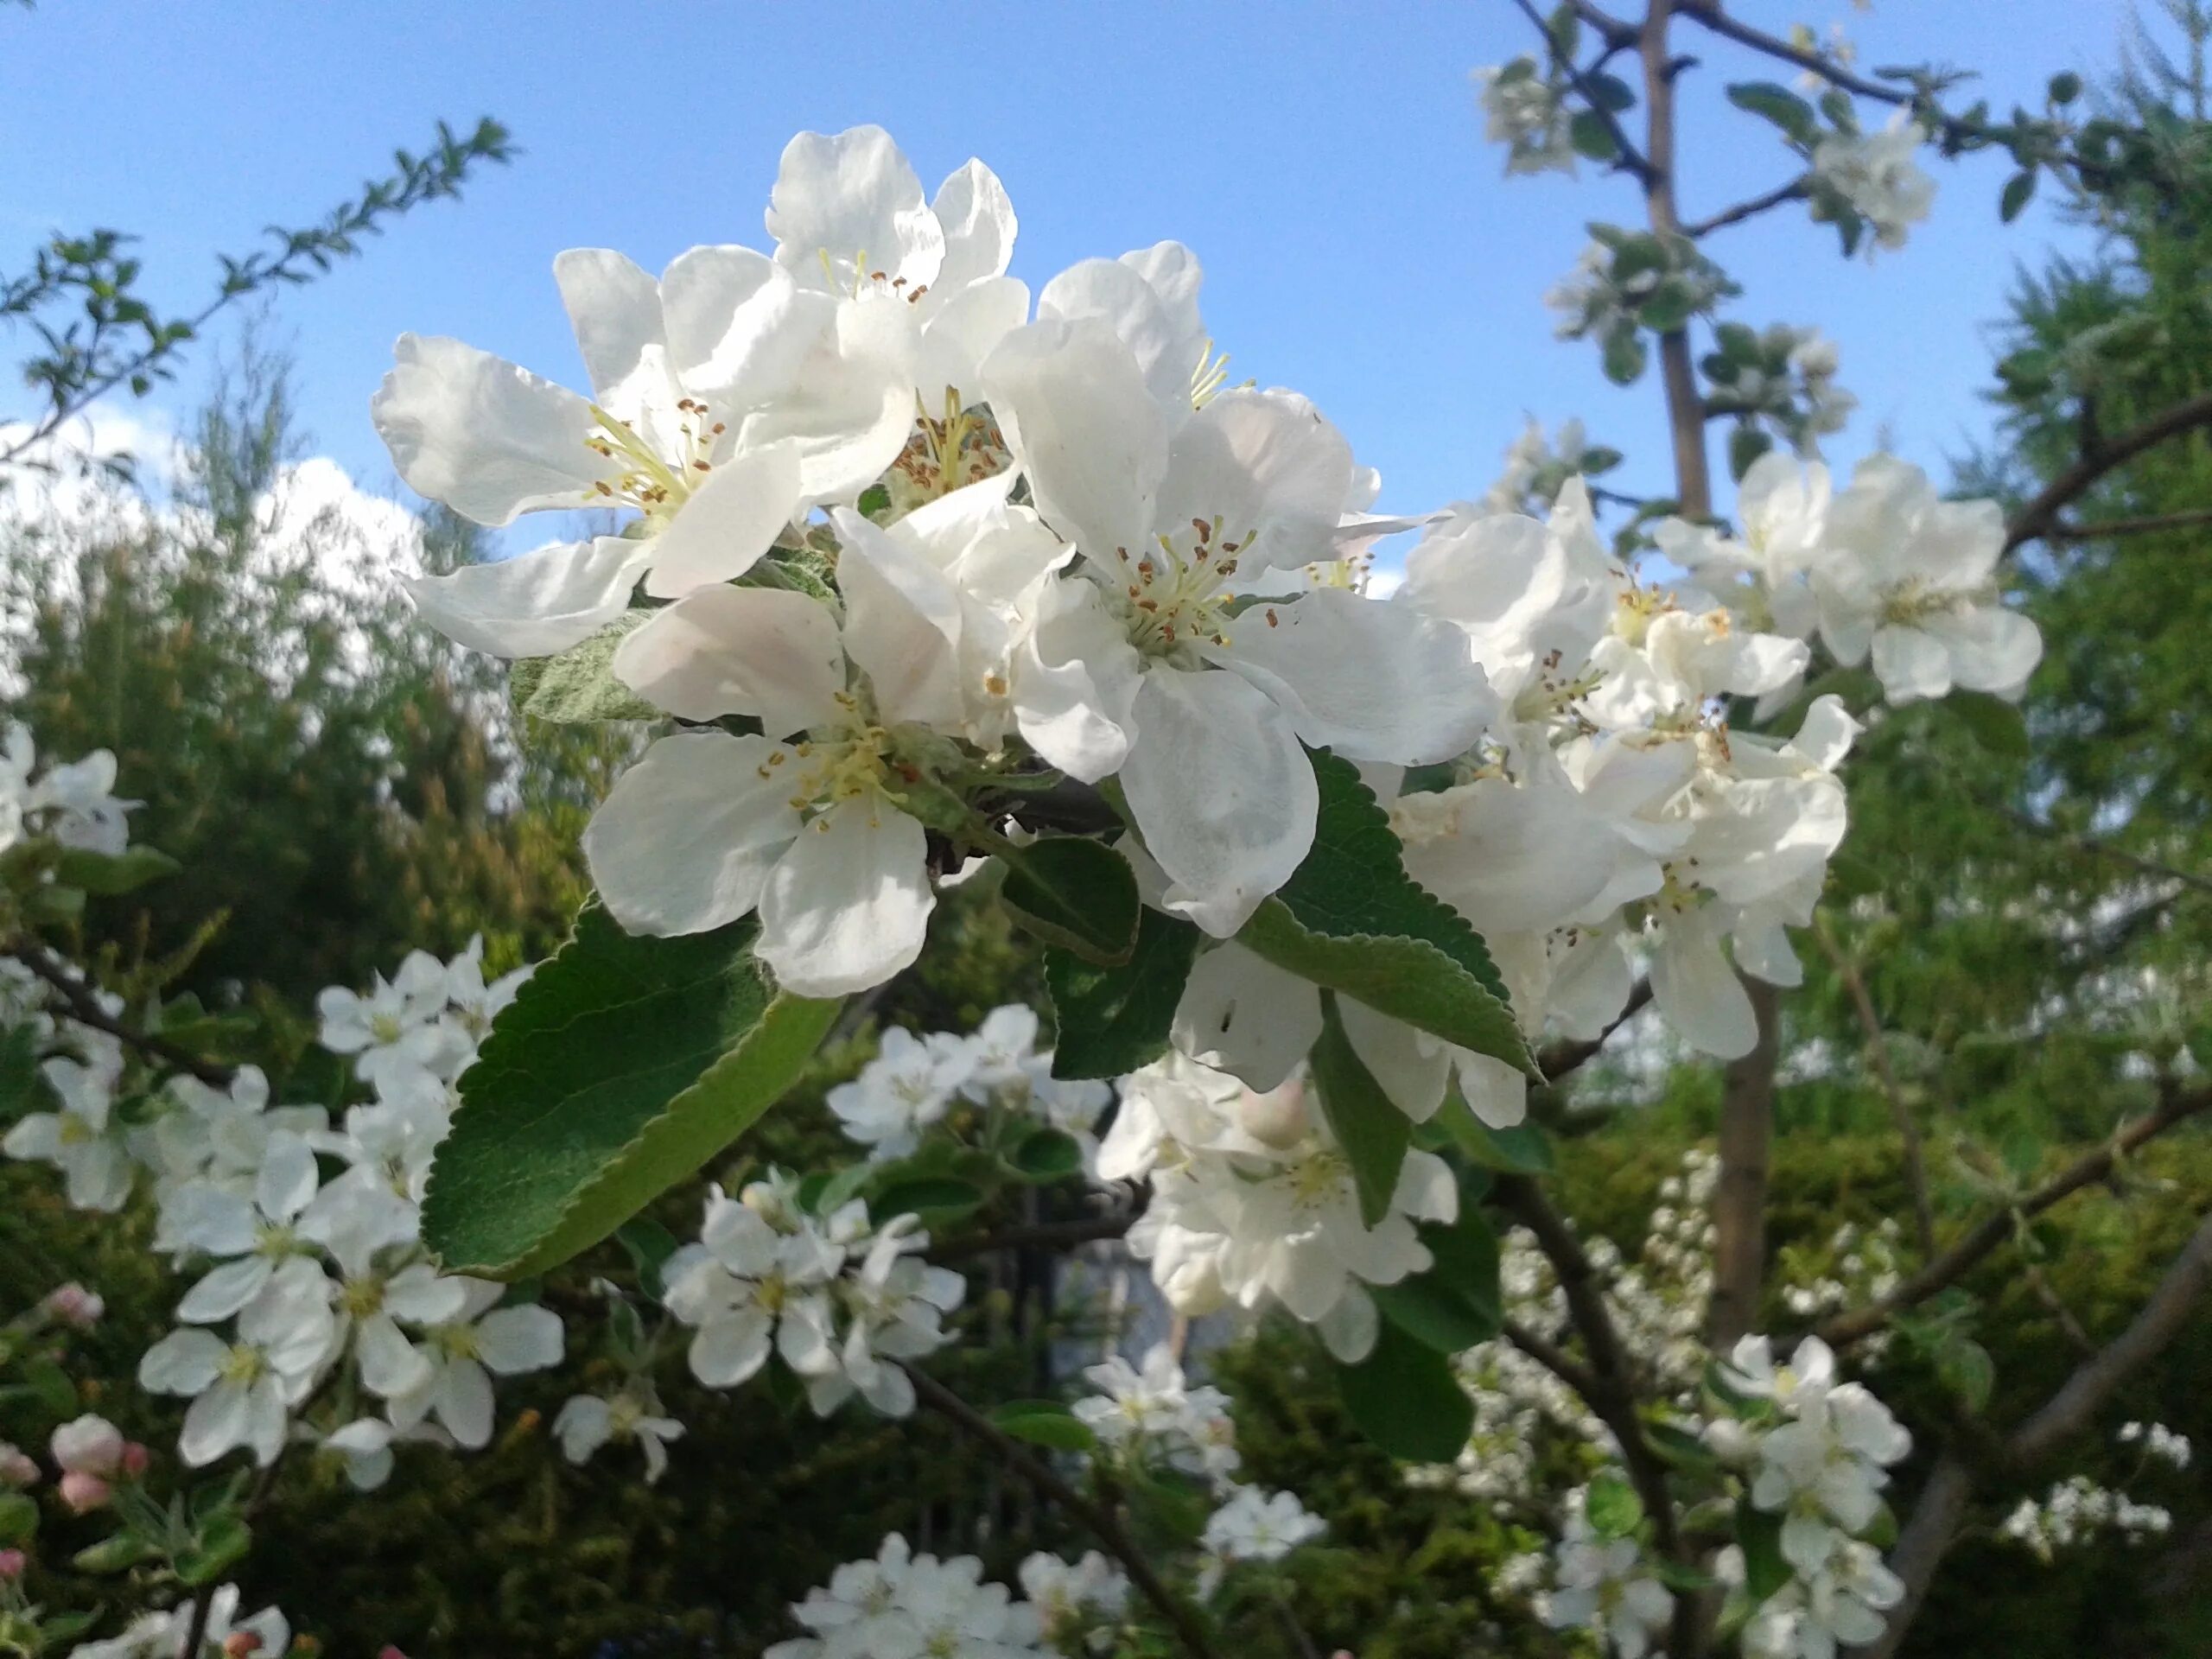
[6,3,2212,1656]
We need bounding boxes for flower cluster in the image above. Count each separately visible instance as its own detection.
[826,1003,1110,1164]
[1099,1055,1458,1361]
[1475,59,1579,177]
[381,124,1493,1000]
[1543,1492,1675,1659]
[1074,1343,1241,1488]
[1809,116,1937,253]
[660,1174,962,1418]
[1998,1419,2190,1563]
[0,722,136,858]
[763,1533,1109,1659]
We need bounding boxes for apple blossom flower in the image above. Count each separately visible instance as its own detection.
[40,1281,104,1329]
[1018,1550,1129,1644]
[662,1181,849,1391]
[804,1216,966,1418]
[49,1414,124,1478]
[766,1534,1046,1659]
[1197,1486,1326,1595]
[382,1281,564,1451]
[1545,1509,1674,1659]
[552,1386,686,1484]
[1811,115,1936,253]
[316,951,471,1090]
[163,1131,330,1322]
[826,1026,975,1160]
[1074,1344,1240,1488]
[0,1443,37,1487]
[139,1279,338,1466]
[3,1051,131,1211]
[67,1583,289,1659]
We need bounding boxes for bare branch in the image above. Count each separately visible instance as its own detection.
[901,1363,1221,1659]
[2045,505,2212,540]
[1996,804,2212,898]
[1537,977,1654,1081]
[1709,982,1779,1348]
[2004,389,2212,553]
[1819,1083,2212,1346]
[1684,175,1810,238]
[1674,0,1925,114]
[929,1210,1140,1262]
[1503,1315,1601,1400]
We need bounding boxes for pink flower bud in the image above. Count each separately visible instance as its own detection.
[223,1634,264,1658]
[120,1441,150,1478]
[0,1548,24,1580]
[49,1414,124,1478]
[0,1444,37,1488]
[58,1470,111,1514]
[40,1282,105,1330]
[377,1648,411,1659]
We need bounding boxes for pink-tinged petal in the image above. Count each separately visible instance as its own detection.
[1121,669,1317,938]
[758,795,932,997]
[613,583,844,734]
[1213,587,1495,764]
[402,536,645,659]
[583,733,803,938]
[372,334,607,525]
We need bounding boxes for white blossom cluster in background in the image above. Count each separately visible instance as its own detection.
[1998,1421,2190,1563]
[826,1003,1111,1165]
[763,1345,1324,1658]
[1778,1217,1904,1362]
[0,722,137,859]
[1810,116,1938,253]
[660,1173,962,1419]
[4,936,569,1483]
[1097,1055,1458,1363]
[1543,1489,1678,1659]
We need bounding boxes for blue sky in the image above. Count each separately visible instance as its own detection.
[2,1,2134,543]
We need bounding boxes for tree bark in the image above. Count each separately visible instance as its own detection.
[1707,980,1779,1346]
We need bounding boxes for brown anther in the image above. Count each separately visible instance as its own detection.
[1265,608,1280,627]
[1192,518,1212,542]
[712,422,727,435]
[1135,599,1160,613]
[691,460,711,473]
[1217,559,1238,577]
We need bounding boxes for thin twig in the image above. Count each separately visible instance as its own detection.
[2045,505,2212,540]
[1673,0,1929,114]
[1818,1082,2212,1346]
[1813,919,1935,1258]
[2004,389,2212,553]
[929,1211,1141,1262]
[1994,804,2212,898]
[1503,1316,1601,1400]
[1510,0,1659,187]
[1537,978,1654,1082]
[1684,175,1809,238]
[900,1363,1221,1659]
[5,936,235,1087]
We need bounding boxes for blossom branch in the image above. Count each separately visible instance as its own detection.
[1510,0,1659,188]
[1818,1080,2212,1347]
[1864,1207,2212,1657]
[899,1363,1222,1659]
[2003,388,2212,553]
[3,934,236,1087]
[1813,918,1935,1257]
[1501,1315,1600,1400]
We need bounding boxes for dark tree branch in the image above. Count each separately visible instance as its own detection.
[901,1363,1220,1659]
[1995,804,2212,897]
[1537,977,1654,1081]
[2004,390,2212,553]
[1684,176,1809,238]
[4,936,235,1087]
[1819,1083,2212,1346]
[930,1211,1141,1262]
[1673,0,1929,114]
[1503,1315,1601,1400]
[2045,505,2212,540]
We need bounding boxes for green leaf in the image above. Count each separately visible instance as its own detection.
[868,1175,988,1226]
[1937,1337,1995,1413]
[53,845,180,895]
[1735,1504,1791,1605]
[1637,285,1695,335]
[1438,1100,1555,1173]
[1372,1206,1502,1353]
[22,1357,78,1417]
[1308,994,1413,1228]
[1569,109,1619,163]
[1000,838,1139,965]
[1726,80,1819,143]
[1586,1471,1644,1538]
[175,1515,251,1586]
[1948,690,2031,757]
[1337,1320,1474,1461]
[990,1399,1097,1452]
[1008,1126,1084,1183]
[1601,327,1649,386]
[0,1491,35,1547]
[1235,753,1536,1077]
[509,613,658,724]
[422,904,841,1279]
[1046,908,1202,1080]
[2049,71,2082,105]
[614,1218,681,1300]
[73,1531,161,1573]
[1729,423,1775,483]
[1999,168,2037,223]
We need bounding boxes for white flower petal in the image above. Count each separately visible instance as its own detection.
[983,318,1167,561]
[641,442,804,598]
[831,506,966,730]
[552,248,669,419]
[613,584,845,734]
[1172,944,1322,1092]
[583,733,803,937]
[1157,389,1354,575]
[474,1305,565,1375]
[373,334,605,525]
[769,125,944,290]
[402,537,645,659]
[757,795,933,996]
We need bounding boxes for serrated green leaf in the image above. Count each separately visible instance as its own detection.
[1372,1205,1502,1353]
[1587,1471,1644,1537]
[1337,1320,1474,1461]
[510,613,658,724]
[1235,753,1536,1077]
[1436,1096,1554,1173]
[990,1399,1096,1452]
[1046,908,1202,1080]
[53,845,180,895]
[1309,994,1413,1228]
[1001,838,1139,965]
[175,1515,251,1586]
[422,904,840,1279]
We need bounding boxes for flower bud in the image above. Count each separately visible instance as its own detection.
[223,1634,264,1658]
[50,1414,124,1478]
[0,1445,36,1489]
[40,1282,105,1331]
[58,1470,111,1514]
[1234,1077,1310,1149]
[1702,1417,1758,1465]
[0,1548,23,1580]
